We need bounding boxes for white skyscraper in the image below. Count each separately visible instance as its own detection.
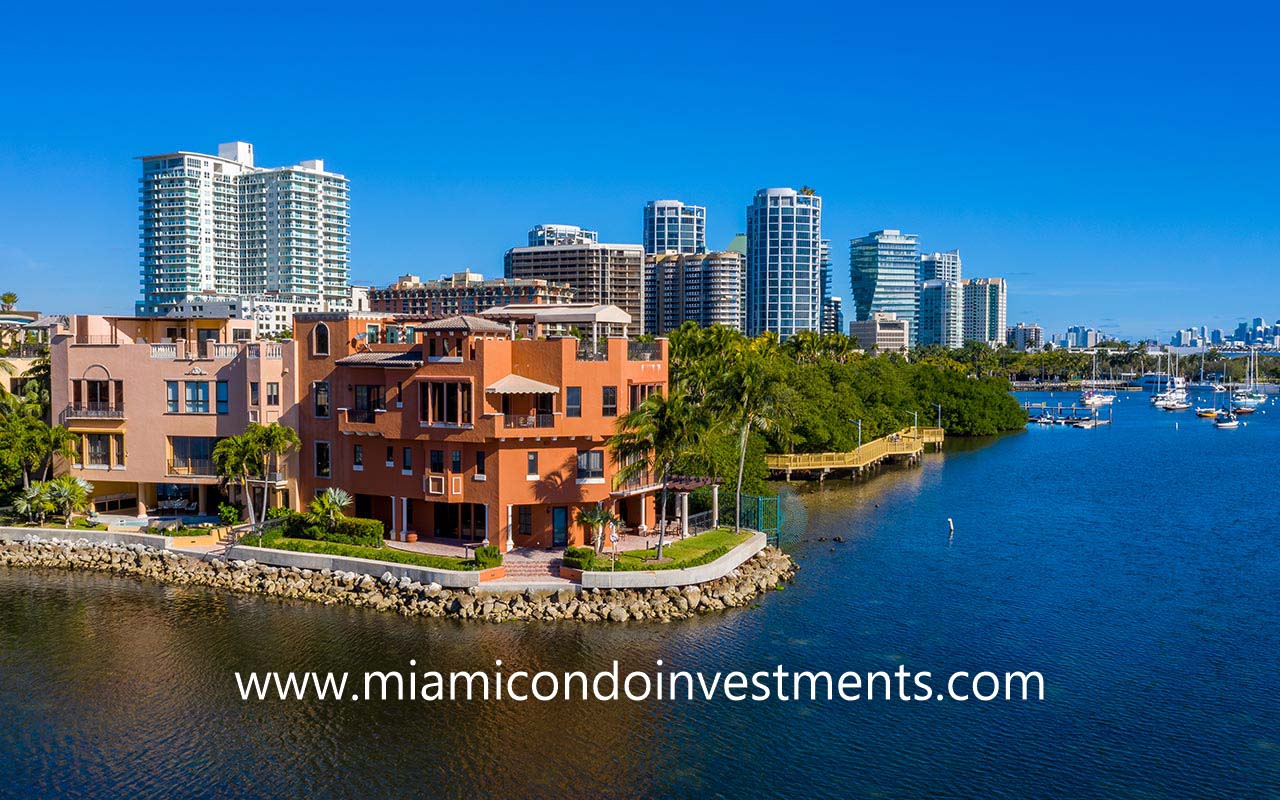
[919,251,963,348]
[962,277,1008,347]
[643,200,706,254]
[137,141,350,315]
[746,187,823,339]
[528,224,598,247]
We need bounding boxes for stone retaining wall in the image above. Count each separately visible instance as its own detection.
[0,534,799,623]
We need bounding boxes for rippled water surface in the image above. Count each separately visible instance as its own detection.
[2,391,1278,798]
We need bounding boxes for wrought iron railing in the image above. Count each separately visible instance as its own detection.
[503,413,554,429]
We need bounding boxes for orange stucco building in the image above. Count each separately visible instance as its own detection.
[291,312,667,552]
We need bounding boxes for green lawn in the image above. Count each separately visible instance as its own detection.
[596,528,752,571]
[240,529,482,571]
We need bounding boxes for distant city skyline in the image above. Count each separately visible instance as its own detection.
[2,3,1277,339]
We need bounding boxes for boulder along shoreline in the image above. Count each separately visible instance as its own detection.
[0,536,799,623]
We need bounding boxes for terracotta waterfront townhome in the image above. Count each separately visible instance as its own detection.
[50,307,667,553]
[292,309,665,551]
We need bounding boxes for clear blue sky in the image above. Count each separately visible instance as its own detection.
[2,1,1277,340]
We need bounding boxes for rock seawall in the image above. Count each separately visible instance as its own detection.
[0,536,798,623]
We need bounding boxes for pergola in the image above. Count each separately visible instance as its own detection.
[477,303,632,345]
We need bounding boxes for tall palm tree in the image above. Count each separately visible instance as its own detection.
[0,292,17,312]
[212,434,261,527]
[41,425,78,480]
[714,348,793,534]
[609,390,696,560]
[247,422,300,522]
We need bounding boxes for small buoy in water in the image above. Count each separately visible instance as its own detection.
[948,518,955,544]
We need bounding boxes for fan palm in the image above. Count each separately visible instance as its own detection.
[309,487,353,532]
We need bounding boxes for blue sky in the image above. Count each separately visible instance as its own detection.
[1,1,1277,340]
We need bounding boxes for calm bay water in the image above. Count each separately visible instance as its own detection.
[2,390,1278,798]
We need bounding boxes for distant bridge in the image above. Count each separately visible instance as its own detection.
[765,427,945,480]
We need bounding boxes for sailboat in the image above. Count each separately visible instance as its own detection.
[1233,348,1265,411]
[1153,352,1189,409]
[1081,353,1116,407]
[1214,410,1240,429]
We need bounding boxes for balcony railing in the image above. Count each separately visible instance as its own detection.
[345,408,380,424]
[503,413,554,429]
[247,343,284,359]
[612,469,661,495]
[151,343,179,359]
[211,342,240,359]
[627,341,662,361]
[575,346,609,361]
[167,459,217,477]
[61,403,125,421]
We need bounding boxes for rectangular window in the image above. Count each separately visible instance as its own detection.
[250,381,260,405]
[314,441,331,478]
[113,434,125,467]
[526,451,539,478]
[215,381,228,414]
[602,385,617,417]
[86,434,110,467]
[386,446,394,467]
[475,450,487,477]
[267,382,280,406]
[451,449,462,473]
[430,449,444,473]
[518,505,532,536]
[185,381,209,413]
[402,447,412,473]
[166,381,179,413]
[313,382,330,417]
[169,436,217,474]
[576,449,604,481]
[353,444,363,469]
[566,386,582,417]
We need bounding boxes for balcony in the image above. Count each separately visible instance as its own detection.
[151,343,179,359]
[345,408,381,424]
[167,458,217,477]
[503,413,554,429]
[627,341,662,361]
[61,403,126,422]
[575,346,608,362]
[611,470,662,497]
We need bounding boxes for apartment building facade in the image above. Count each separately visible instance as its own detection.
[291,312,666,552]
[370,270,576,316]
[50,315,298,517]
[137,141,350,315]
[504,243,645,333]
[643,251,745,334]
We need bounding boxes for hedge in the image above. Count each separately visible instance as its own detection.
[268,510,384,548]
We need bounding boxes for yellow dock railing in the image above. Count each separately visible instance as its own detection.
[765,427,945,472]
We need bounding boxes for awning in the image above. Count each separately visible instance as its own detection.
[485,374,560,394]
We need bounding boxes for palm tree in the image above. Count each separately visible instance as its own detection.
[309,487,353,532]
[13,483,52,524]
[609,390,696,560]
[576,504,622,554]
[0,292,16,312]
[247,422,300,523]
[47,475,92,527]
[212,434,261,527]
[41,425,78,480]
[715,348,793,534]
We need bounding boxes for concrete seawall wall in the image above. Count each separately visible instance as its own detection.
[578,532,767,589]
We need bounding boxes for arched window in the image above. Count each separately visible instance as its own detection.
[313,323,330,356]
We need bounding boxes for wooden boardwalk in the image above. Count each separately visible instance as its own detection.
[765,427,945,480]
